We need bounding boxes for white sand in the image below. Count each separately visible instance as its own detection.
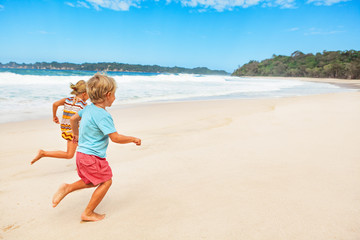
[1,79,360,240]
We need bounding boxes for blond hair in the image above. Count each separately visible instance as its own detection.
[70,80,87,95]
[87,73,117,103]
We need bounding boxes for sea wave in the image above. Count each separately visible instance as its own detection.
[0,69,351,124]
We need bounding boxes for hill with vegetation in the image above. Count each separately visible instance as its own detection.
[232,50,360,79]
[0,61,229,75]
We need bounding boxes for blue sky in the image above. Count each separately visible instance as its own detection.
[0,0,359,72]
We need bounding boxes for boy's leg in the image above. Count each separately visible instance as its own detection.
[31,141,78,164]
[81,179,112,222]
[52,180,95,208]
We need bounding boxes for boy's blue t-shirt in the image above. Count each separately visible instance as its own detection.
[77,104,117,158]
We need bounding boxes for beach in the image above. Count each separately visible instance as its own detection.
[1,78,360,240]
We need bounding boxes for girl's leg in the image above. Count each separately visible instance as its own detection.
[81,179,112,222]
[31,140,78,164]
[52,180,95,208]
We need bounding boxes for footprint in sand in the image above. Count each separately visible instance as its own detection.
[2,224,20,232]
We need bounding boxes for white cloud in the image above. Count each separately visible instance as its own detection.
[77,1,91,8]
[65,0,297,12]
[306,0,351,6]
[65,1,91,8]
[262,0,295,8]
[85,0,141,11]
[66,0,136,10]
[288,27,300,31]
[63,0,350,12]
[65,2,75,7]
[274,0,295,8]
[0,4,4,11]
[178,0,296,11]
[182,0,262,11]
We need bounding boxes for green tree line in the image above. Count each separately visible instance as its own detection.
[232,50,360,79]
[0,61,229,75]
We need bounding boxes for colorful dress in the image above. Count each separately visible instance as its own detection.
[60,97,87,141]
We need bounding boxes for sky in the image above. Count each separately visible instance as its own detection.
[0,0,359,72]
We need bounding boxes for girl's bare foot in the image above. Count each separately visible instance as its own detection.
[31,150,44,165]
[81,212,106,222]
[52,183,69,208]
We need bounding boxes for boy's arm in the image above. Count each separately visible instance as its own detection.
[109,132,141,146]
[53,98,66,124]
[70,113,81,142]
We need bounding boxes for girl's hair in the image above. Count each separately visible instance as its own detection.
[70,80,87,95]
[87,73,117,103]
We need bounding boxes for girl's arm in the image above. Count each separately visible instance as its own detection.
[52,98,66,124]
[109,132,141,146]
[70,113,81,142]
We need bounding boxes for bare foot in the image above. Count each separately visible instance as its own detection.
[81,212,106,222]
[52,183,69,208]
[31,150,44,165]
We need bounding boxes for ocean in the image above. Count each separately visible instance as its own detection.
[0,68,354,124]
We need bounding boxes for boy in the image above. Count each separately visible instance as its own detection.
[52,73,141,222]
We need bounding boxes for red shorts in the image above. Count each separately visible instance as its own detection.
[76,152,113,186]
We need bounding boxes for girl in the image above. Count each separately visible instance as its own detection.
[31,80,89,164]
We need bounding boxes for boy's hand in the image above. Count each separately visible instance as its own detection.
[133,137,141,146]
[53,116,59,124]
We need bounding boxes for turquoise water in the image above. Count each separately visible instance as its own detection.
[0,68,354,123]
[0,68,159,77]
